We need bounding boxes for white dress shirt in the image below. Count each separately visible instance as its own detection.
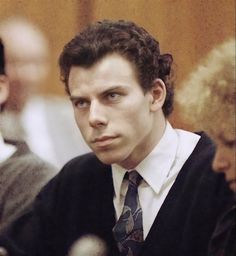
[0,133,16,163]
[112,122,200,239]
[0,132,16,163]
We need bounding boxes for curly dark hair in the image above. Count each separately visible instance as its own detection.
[59,20,174,116]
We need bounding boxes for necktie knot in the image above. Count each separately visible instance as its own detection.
[127,170,142,187]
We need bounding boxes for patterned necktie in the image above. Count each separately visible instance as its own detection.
[113,170,144,256]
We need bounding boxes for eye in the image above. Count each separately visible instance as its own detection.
[224,139,236,148]
[217,133,236,148]
[73,99,90,109]
[106,92,121,101]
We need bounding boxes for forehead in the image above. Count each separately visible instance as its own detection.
[209,123,235,143]
[68,53,140,93]
[203,102,235,141]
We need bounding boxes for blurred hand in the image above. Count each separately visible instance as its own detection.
[0,247,8,256]
[68,234,107,256]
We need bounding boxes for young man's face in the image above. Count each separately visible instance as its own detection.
[68,53,163,169]
[212,130,236,193]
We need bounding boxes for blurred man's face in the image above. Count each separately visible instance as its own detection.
[5,39,49,91]
[1,25,50,112]
[212,129,236,193]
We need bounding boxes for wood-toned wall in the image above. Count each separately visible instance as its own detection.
[0,0,235,126]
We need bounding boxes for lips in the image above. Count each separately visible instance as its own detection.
[92,135,118,147]
[228,179,236,185]
[228,180,236,192]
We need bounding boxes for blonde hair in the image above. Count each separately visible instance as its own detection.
[176,39,235,137]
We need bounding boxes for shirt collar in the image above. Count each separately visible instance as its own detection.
[112,121,178,198]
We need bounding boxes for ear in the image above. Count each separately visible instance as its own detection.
[149,78,166,112]
[0,75,9,106]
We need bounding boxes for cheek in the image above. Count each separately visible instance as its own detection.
[122,96,150,121]
[73,111,88,137]
[120,104,151,139]
[229,148,236,170]
[73,110,79,126]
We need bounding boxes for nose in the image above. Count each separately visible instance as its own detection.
[89,100,107,128]
[212,150,230,173]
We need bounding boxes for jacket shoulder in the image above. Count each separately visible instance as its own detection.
[49,153,111,188]
[62,152,107,173]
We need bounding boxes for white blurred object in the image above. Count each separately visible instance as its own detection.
[68,234,108,256]
[22,95,91,168]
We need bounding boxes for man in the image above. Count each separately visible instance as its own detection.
[0,39,57,233]
[0,17,90,168]
[177,38,235,256]
[0,20,233,256]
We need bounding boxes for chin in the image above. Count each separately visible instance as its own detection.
[95,150,125,165]
[229,181,236,193]
[96,155,120,165]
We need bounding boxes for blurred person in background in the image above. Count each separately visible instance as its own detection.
[0,17,90,168]
[177,38,235,256]
[0,38,57,233]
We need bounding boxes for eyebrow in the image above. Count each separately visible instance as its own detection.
[69,85,128,101]
[68,82,80,100]
[100,85,128,95]
[218,132,236,146]
[69,95,84,102]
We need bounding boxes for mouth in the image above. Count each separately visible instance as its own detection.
[227,178,236,184]
[92,136,119,148]
[227,179,236,192]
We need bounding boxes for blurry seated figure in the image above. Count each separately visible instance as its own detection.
[0,38,57,233]
[0,17,90,168]
[177,38,235,256]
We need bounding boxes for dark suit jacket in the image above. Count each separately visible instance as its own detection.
[0,139,57,233]
[0,133,233,256]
